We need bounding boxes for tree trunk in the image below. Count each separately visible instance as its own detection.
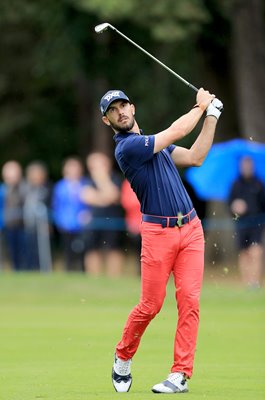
[74,74,112,159]
[231,0,265,142]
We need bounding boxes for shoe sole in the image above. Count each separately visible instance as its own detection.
[152,388,188,394]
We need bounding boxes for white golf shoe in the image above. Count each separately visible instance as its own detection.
[152,372,188,393]
[112,354,132,392]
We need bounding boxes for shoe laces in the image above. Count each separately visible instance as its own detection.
[115,356,132,376]
[167,372,186,385]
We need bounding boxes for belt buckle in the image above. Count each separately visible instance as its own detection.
[177,212,183,228]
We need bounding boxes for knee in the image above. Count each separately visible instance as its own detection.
[177,292,200,314]
[139,299,164,319]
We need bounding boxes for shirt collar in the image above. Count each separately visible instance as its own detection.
[113,130,142,143]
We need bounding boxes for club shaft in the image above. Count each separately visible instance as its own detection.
[108,25,198,92]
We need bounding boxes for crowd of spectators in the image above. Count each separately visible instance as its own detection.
[0,154,264,287]
[0,153,142,276]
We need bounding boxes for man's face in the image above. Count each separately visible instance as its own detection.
[102,100,135,132]
[240,157,254,179]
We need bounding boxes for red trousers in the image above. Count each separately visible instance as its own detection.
[116,216,204,378]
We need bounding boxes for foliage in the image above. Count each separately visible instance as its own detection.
[0,1,83,175]
[0,0,264,178]
[73,0,210,41]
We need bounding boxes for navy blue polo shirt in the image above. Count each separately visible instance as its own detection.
[114,131,193,216]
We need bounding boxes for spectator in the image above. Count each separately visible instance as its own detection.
[1,160,27,271]
[120,179,142,274]
[81,152,125,277]
[23,161,52,271]
[52,156,91,271]
[228,156,265,288]
[0,183,5,269]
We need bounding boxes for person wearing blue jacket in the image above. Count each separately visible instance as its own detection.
[52,156,91,271]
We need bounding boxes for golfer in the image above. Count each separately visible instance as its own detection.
[99,88,223,393]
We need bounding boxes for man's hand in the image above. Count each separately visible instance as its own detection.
[230,199,247,216]
[206,98,223,120]
[196,88,215,111]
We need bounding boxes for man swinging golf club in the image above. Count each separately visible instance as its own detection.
[99,88,223,393]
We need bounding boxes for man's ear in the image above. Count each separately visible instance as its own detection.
[131,104,135,116]
[102,115,111,126]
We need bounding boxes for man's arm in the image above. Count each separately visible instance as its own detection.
[80,170,120,207]
[153,88,214,154]
[170,97,223,167]
[170,116,217,167]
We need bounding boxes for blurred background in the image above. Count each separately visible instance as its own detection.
[0,0,264,285]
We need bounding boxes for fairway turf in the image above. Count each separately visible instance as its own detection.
[0,272,264,400]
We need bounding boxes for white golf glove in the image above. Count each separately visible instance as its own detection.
[206,98,223,120]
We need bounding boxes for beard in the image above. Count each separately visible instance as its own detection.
[109,116,135,133]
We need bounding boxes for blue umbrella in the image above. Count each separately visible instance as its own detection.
[185,139,265,201]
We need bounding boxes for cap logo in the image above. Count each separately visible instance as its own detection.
[104,91,121,102]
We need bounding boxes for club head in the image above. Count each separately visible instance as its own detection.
[95,23,110,34]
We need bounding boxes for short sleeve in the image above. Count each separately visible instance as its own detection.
[121,134,155,167]
[167,144,176,154]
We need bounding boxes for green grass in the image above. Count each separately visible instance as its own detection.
[0,272,264,400]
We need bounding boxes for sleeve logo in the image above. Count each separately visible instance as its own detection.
[144,136,149,147]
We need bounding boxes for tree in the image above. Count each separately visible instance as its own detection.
[0,0,264,180]
[231,0,265,142]
[0,1,85,176]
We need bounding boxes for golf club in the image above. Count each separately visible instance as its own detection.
[94,22,199,92]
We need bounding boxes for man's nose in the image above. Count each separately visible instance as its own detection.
[118,107,124,114]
